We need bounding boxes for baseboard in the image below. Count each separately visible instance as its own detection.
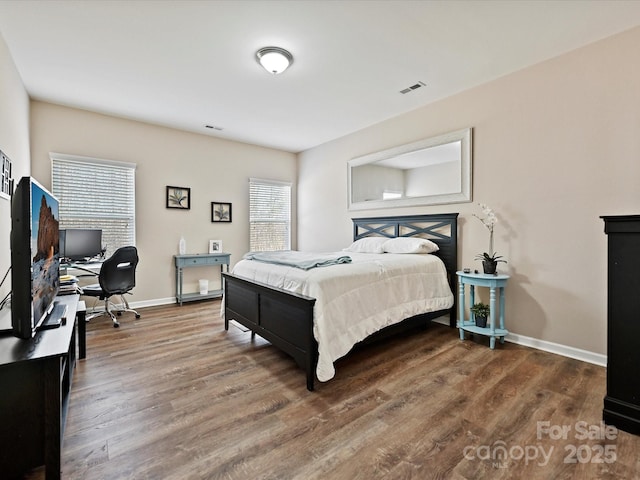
[84,296,176,313]
[432,316,607,367]
[129,297,176,309]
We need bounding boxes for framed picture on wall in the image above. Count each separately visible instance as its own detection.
[211,202,232,222]
[0,150,12,200]
[209,239,223,253]
[166,185,191,209]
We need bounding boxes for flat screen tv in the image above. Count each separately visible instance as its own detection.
[60,228,103,262]
[10,176,61,338]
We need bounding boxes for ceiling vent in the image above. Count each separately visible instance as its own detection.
[400,81,426,94]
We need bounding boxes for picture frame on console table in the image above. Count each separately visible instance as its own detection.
[209,239,223,253]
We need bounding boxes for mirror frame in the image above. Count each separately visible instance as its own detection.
[347,127,472,210]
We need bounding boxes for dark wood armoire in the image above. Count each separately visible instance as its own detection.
[601,215,640,435]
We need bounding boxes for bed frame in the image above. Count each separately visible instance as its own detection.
[222,213,458,391]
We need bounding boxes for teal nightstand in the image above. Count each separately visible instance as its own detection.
[456,271,509,349]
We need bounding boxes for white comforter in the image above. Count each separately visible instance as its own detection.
[230,252,454,382]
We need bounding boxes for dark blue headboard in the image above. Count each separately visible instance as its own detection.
[352,212,459,284]
[352,213,459,327]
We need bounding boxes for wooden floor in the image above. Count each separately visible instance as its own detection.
[27,300,640,479]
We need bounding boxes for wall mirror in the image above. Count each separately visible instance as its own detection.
[348,127,472,210]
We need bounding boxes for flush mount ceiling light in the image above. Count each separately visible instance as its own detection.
[256,46,293,75]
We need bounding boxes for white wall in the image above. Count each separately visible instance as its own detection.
[29,102,297,305]
[405,161,459,197]
[352,164,403,202]
[297,26,640,356]
[0,33,30,304]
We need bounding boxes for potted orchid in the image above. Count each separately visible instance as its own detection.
[473,203,507,275]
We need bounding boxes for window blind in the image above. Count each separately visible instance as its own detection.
[249,178,291,252]
[51,153,136,257]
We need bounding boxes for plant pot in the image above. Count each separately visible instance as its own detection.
[482,260,497,275]
[475,315,488,328]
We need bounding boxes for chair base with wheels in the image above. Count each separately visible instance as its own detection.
[82,245,140,328]
[84,290,140,327]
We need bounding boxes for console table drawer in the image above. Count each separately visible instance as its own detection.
[174,254,230,268]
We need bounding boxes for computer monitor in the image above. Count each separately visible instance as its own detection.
[60,228,103,262]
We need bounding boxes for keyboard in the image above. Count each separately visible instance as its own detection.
[40,302,68,329]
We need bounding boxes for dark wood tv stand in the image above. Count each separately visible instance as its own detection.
[0,294,85,479]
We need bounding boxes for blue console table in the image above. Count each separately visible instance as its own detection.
[456,271,509,349]
[174,253,230,305]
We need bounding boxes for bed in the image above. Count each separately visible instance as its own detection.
[222,213,458,391]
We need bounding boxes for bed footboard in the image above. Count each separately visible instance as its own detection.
[222,272,318,391]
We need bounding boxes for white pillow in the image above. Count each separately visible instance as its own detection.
[383,237,439,254]
[342,237,388,253]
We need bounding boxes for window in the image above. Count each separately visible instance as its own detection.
[249,178,291,252]
[51,153,136,257]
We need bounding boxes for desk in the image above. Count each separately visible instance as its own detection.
[456,271,509,349]
[0,294,83,479]
[77,300,87,359]
[60,261,102,277]
[174,253,231,305]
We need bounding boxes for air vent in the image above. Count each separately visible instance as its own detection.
[400,81,426,94]
[205,125,224,131]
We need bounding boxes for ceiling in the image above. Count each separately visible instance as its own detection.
[1,1,639,153]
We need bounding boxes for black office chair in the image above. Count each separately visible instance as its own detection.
[83,246,141,327]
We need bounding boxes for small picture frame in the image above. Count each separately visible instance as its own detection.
[211,202,232,222]
[166,185,191,209]
[209,239,223,253]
